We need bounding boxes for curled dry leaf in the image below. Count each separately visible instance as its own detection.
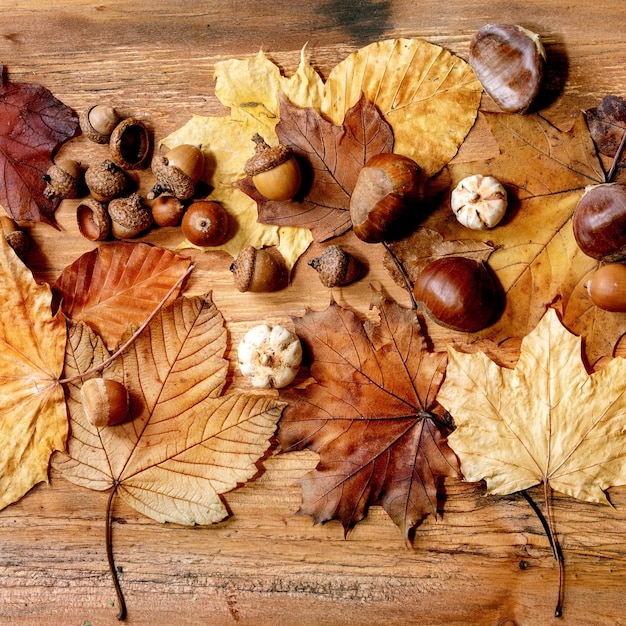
[0,236,67,510]
[278,292,459,541]
[586,94,626,182]
[53,242,192,351]
[239,95,394,241]
[0,65,79,225]
[53,293,286,525]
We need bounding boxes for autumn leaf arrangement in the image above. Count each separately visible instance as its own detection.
[3,33,626,621]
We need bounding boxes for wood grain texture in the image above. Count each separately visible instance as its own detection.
[2,1,626,624]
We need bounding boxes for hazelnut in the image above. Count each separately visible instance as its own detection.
[107,193,153,239]
[469,23,546,114]
[77,198,111,241]
[79,104,120,144]
[42,159,82,201]
[451,174,507,230]
[147,144,204,200]
[244,134,301,201]
[350,153,424,243]
[109,117,151,170]
[230,246,288,293]
[81,378,129,427]
[85,159,128,202]
[308,245,362,287]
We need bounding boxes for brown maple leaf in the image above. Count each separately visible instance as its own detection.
[237,95,394,242]
[278,291,459,541]
[0,236,67,510]
[53,242,192,350]
[0,65,79,225]
[438,308,626,616]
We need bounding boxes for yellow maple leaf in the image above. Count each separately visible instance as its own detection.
[439,308,626,503]
[0,236,67,509]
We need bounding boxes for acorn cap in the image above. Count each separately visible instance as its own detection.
[244,134,293,176]
[230,245,288,292]
[107,193,153,238]
[79,104,119,144]
[85,159,127,202]
[308,244,361,288]
[77,198,111,241]
[42,159,81,201]
[110,117,151,170]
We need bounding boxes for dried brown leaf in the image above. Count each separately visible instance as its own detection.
[278,292,458,540]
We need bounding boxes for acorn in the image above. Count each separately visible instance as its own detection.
[181,200,230,247]
[414,256,502,332]
[79,104,120,144]
[147,144,204,200]
[81,377,130,427]
[586,263,626,312]
[76,198,111,241]
[572,183,626,262]
[109,117,151,170]
[308,245,362,287]
[151,195,186,227]
[0,216,30,257]
[350,153,424,243]
[107,193,153,239]
[230,245,288,292]
[469,23,546,114]
[42,159,82,201]
[85,159,128,202]
[244,134,301,201]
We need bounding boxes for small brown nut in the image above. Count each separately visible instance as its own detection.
[109,117,151,170]
[43,159,82,201]
[244,134,301,201]
[469,23,546,114]
[230,245,288,292]
[77,198,111,241]
[147,144,204,200]
[308,245,362,287]
[151,195,186,227]
[81,377,129,427]
[451,174,507,230]
[79,104,120,143]
[85,159,128,202]
[0,216,30,257]
[108,193,153,239]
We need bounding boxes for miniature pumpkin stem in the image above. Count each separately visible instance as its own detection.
[106,483,127,621]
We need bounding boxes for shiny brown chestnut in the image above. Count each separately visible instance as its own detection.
[469,23,546,114]
[572,183,626,262]
[350,153,424,243]
[586,263,626,312]
[414,256,502,332]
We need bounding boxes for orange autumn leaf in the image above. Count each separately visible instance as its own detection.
[53,242,191,350]
[53,293,285,525]
[0,236,67,509]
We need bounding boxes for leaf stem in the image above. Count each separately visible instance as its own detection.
[58,264,194,385]
[606,128,626,183]
[382,242,418,310]
[106,483,127,621]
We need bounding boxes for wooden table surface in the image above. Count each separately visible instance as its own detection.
[2,1,626,624]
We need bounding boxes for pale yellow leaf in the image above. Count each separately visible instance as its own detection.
[54,294,285,525]
[321,38,483,177]
[0,237,67,509]
[440,308,626,503]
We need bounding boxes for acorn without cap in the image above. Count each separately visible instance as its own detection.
[244,134,301,201]
[308,245,362,287]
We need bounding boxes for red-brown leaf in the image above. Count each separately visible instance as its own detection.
[53,242,192,350]
[238,95,394,242]
[278,292,459,540]
[0,65,79,225]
